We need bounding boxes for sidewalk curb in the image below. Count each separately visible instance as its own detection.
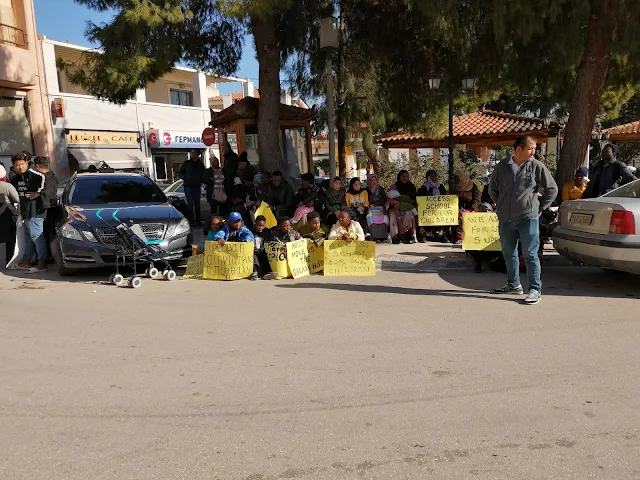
[375,254,574,272]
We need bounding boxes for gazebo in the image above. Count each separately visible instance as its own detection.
[210,97,317,174]
[376,109,559,162]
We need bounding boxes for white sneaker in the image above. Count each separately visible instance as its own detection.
[25,266,47,274]
[491,283,524,295]
[524,290,541,305]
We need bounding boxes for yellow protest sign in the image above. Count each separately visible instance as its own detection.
[183,253,204,279]
[286,239,310,279]
[324,240,376,276]
[254,202,277,229]
[306,239,324,273]
[203,242,254,280]
[417,195,459,226]
[265,242,292,278]
[462,212,502,251]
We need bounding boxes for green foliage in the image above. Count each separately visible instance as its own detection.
[375,150,399,189]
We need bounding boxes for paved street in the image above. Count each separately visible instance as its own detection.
[1,264,640,479]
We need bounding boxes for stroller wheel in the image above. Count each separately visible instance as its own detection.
[112,274,124,286]
[146,267,159,278]
[163,270,177,281]
[128,276,142,289]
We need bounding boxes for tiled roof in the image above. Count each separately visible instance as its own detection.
[376,110,552,146]
[602,120,640,136]
[209,88,260,102]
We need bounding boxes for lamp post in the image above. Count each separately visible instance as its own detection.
[428,73,476,192]
[320,16,339,178]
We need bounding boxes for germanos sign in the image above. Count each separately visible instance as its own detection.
[67,131,139,147]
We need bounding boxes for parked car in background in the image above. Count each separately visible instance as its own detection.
[553,179,640,274]
[163,180,211,220]
[53,172,192,276]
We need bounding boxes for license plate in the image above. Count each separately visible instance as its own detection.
[570,213,593,225]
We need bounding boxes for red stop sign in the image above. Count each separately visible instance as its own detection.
[202,127,216,147]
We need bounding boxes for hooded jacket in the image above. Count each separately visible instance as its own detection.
[10,168,48,219]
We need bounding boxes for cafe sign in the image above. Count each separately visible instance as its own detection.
[67,130,140,147]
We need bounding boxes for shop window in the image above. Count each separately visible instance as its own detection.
[170,89,193,107]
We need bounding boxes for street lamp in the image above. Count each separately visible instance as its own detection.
[428,73,477,192]
[320,16,339,178]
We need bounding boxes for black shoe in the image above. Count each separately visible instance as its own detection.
[474,261,482,273]
[392,235,401,245]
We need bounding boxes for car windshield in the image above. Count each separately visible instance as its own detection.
[68,176,167,205]
[165,181,184,193]
[603,179,640,199]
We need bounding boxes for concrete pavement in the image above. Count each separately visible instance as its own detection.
[1,264,639,479]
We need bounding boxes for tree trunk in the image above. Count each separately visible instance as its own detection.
[252,14,286,176]
[362,126,380,173]
[557,0,616,187]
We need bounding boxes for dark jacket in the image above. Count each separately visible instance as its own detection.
[223,151,239,180]
[271,228,302,243]
[266,182,294,214]
[454,183,481,212]
[417,183,447,197]
[583,159,636,198]
[489,158,558,223]
[293,184,321,208]
[179,159,205,188]
[42,171,58,208]
[11,168,48,219]
[238,163,257,183]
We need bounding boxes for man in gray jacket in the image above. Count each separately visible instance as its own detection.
[488,135,558,305]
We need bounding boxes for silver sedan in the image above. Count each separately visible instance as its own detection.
[553,179,640,273]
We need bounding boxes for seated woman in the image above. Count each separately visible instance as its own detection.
[416,169,448,243]
[328,210,366,242]
[323,176,346,226]
[345,177,370,235]
[451,170,481,244]
[562,168,588,201]
[387,170,418,244]
[272,216,303,243]
[366,174,389,243]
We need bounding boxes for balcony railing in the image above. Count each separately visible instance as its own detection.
[0,23,27,48]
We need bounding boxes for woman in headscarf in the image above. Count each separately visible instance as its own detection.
[345,177,369,235]
[451,170,481,243]
[366,174,389,242]
[387,170,418,244]
[417,170,448,243]
[323,176,347,226]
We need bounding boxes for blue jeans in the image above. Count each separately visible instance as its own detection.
[498,217,542,292]
[23,217,48,264]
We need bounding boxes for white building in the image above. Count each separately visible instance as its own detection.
[39,36,249,182]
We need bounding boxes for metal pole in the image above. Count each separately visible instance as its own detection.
[326,59,336,178]
[448,87,455,193]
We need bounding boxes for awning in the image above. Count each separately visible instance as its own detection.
[68,148,149,170]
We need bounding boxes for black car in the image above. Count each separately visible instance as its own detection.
[52,172,192,276]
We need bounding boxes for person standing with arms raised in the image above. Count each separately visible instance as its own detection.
[488,135,558,305]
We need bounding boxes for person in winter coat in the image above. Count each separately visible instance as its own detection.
[265,171,294,218]
[34,156,58,259]
[204,156,225,215]
[10,152,49,273]
[179,150,205,225]
[0,164,19,267]
[583,144,636,198]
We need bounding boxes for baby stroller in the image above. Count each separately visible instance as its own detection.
[107,220,177,288]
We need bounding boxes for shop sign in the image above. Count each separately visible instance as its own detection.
[67,130,139,147]
[147,129,207,149]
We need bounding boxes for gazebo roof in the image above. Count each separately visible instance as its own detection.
[376,109,556,148]
[209,96,316,129]
[602,120,640,141]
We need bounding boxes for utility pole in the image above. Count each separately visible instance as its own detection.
[326,59,336,178]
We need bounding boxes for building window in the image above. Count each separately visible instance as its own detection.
[170,89,193,106]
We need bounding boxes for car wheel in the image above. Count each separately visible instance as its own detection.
[51,240,75,277]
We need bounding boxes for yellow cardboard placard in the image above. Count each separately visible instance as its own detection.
[265,242,292,278]
[323,240,376,276]
[286,239,310,279]
[462,212,502,251]
[254,202,277,229]
[203,241,254,280]
[183,253,204,279]
[417,195,459,226]
[306,239,324,273]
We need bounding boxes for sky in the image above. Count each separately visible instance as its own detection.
[33,0,260,93]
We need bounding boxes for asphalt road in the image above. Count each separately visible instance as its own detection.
[1,266,639,479]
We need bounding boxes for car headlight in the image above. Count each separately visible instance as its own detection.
[166,218,191,238]
[61,224,83,241]
[83,231,98,243]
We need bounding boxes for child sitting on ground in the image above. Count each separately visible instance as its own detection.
[387,189,418,216]
[291,196,315,226]
[300,211,329,246]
